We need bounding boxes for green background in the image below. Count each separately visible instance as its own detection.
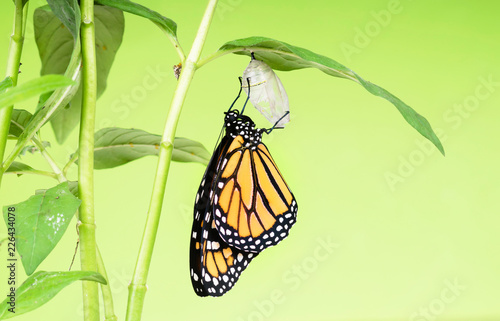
[1,0,499,320]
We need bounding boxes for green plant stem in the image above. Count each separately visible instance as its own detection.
[78,1,100,320]
[0,0,26,188]
[125,1,218,320]
[63,152,79,177]
[35,137,117,320]
[32,137,66,182]
[196,47,238,68]
[6,138,64,180]
[154,22,185,61]
[96,246,118,321]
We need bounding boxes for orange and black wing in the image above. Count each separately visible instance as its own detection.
[213,135,298,253]
[190,136,257,297]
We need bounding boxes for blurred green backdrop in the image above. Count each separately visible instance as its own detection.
[1,0,499,320]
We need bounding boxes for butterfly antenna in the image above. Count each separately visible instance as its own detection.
[241,77,251,115]
[264,111,290,134]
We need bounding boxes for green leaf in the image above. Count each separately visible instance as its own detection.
[0,75,74,111]
[0,77,14,93]
[46,0,81,40]
[17,11,81,146]
[73,128,210,169]
[218,37,445,155]
[5,162,36,177]
[0,271,106,319]
[95,0,177,41]
[34,6,76,76]
[6,161,35,172]
[172,137,211,165]
[9,109,32,138]
[34,5,124,143]
[6,161,57,179]
[36,181,78,197]
[2,182,81,275]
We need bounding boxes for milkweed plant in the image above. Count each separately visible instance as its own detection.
[0,0,444,320]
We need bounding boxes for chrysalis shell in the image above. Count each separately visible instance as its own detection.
[242,58,290,127]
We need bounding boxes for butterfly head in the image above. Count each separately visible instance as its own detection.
[224,110,263,144]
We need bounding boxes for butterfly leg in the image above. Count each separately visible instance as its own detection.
[264,111,290,134]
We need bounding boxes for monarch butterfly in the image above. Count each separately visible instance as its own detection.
[190,79,298,296]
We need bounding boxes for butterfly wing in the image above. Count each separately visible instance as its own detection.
[190,135,258,297]
[190,136,229,295]
[197,211,258,296]
[213,135,298,253]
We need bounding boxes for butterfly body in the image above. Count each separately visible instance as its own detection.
[190,108,297,297]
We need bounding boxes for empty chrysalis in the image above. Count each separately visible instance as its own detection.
[242,53,290,127]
